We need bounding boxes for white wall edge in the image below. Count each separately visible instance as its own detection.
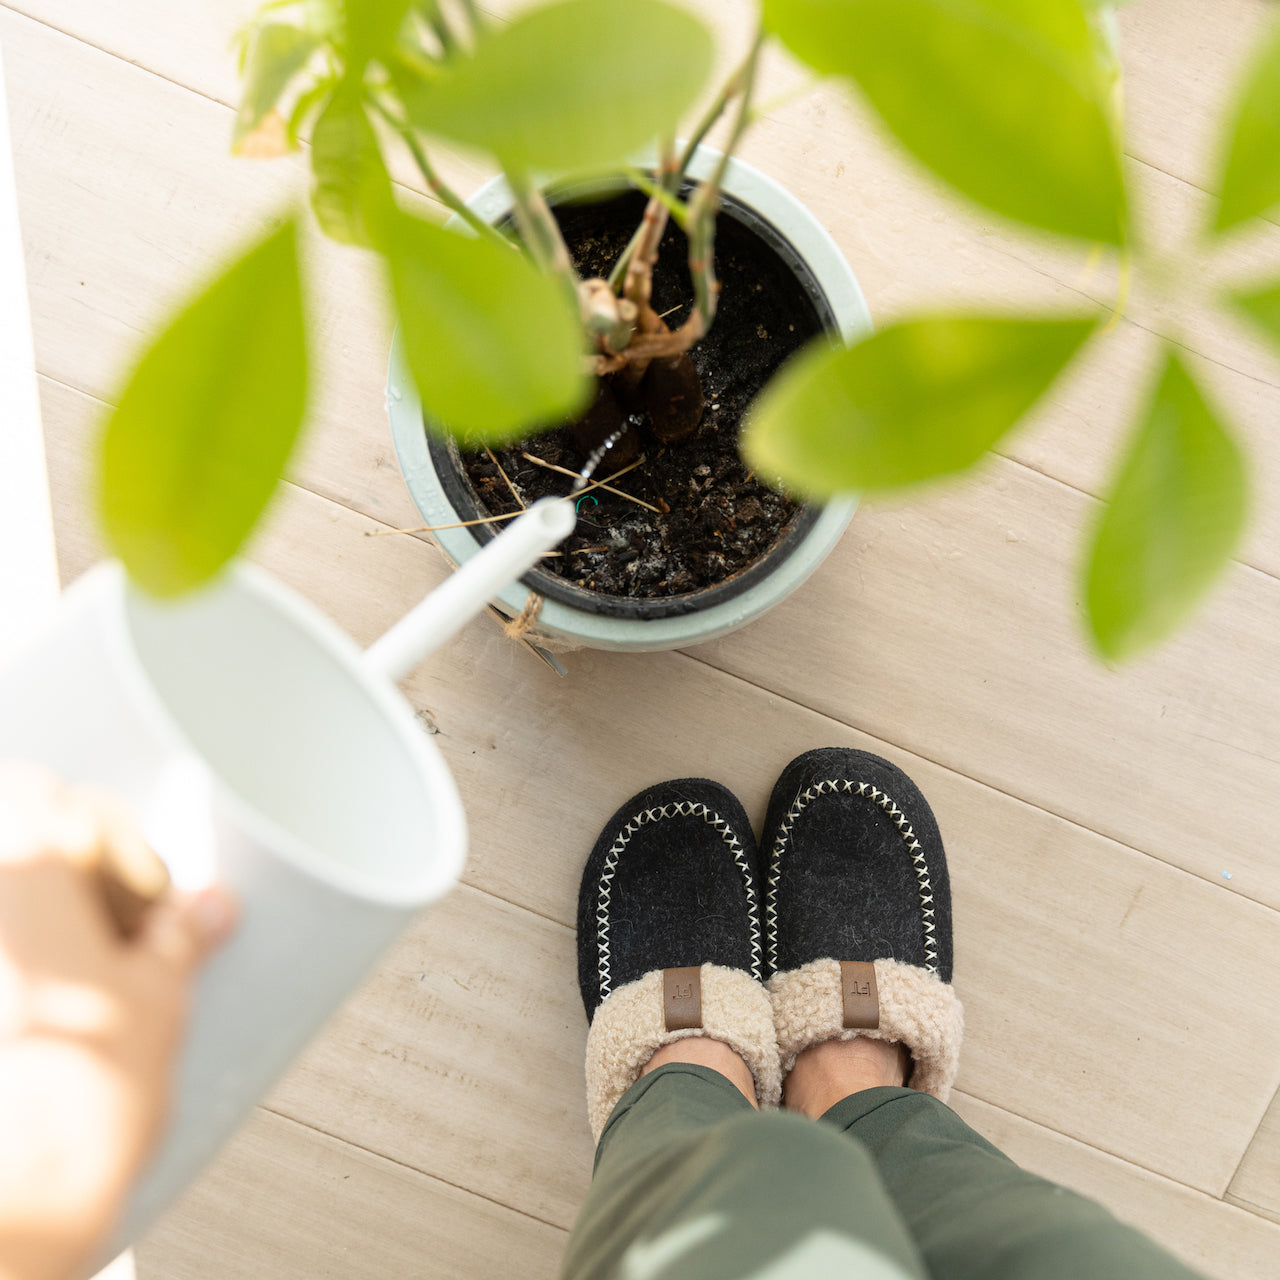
[0,45,60,664]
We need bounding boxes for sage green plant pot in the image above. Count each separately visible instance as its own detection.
[386,147,871,655]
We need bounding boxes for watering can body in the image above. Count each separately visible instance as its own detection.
[0,559,467,1254]
[0,493,573,1256]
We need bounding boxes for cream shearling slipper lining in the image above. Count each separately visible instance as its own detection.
[585,963,781,1141]
[768,958,964,1101]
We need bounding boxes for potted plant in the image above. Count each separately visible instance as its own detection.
[384,145,869,654]
[96,0,1280,665]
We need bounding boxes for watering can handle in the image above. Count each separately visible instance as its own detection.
[363,497,577,682]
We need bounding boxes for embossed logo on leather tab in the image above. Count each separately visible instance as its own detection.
[663,966,703,1031]
[840,960,880,1030]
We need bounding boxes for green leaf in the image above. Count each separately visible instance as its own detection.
[761,0,1127,244]
[1214,19,1280,234]
[408,0,714,172]
[382,211,589,442]
[1084,354,1247,660]
[310,90,391,245]
[99,222,309,597]
[342,0,412,66]
[1229,279,1280,351]
[742,314,1097,495]
[233,23,322,151]
[287,78,339,148]
[302,0,343,36]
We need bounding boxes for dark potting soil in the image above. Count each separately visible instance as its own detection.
[461,190,826,599]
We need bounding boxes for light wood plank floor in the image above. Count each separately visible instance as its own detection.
[8,0,1280,1275]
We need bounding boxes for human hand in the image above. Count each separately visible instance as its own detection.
[0,763,236,1280]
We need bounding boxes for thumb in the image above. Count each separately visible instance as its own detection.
[136,885,238,975]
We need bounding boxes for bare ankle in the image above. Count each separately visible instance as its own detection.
[783,1037,910,1119]
[643,1037,758,1108]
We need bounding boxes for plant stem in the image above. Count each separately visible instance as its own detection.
[621,138,677,316]
[606,43,753,292]
[674,67,744,180]
[428,13,458,57]
[505,167,579,296]
[368,97,509,248]
[458,0,486,37]
[679,30,765,346]
[623,168,688,228]
[614,32,765,364]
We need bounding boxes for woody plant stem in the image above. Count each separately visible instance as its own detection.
[610,30,765,364]
[607,30,765,317]
[367,96,510,249]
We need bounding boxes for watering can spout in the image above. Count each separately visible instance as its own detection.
[362,497,576,682]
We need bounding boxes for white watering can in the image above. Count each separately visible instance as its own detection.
[0,497,577,1258]
[0,43,580,1260]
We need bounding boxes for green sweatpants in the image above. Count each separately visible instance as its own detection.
[559,1064,1204,1280]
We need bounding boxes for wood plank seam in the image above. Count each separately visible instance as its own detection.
[1109,147,1280,238]
[318,470,1280,918]
[41,366,1280,921]
[251,872,1276,1215]
[978,225,1280,395]
[0,4,234,108]
[751,59,1280,242]
[11,0,1265,230]
[958,1089,1280,1225]
[1225,1193,1277,1216]
[954,1086,1280,1213]
[42,370,1280,1221]
[681,648,1280,921]
[16,17,1280,598]
[1226,1081,1280,1191]
[0,3,455,212]
[41,368,1280,921]
[259,1105,572,1238]
[252,881,1280,1230]
[16,0,1280,368]
[257,1082,1280,1247]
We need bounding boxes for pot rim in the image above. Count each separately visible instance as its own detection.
[386,145,870,652]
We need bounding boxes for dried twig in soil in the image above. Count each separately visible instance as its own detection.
[366,460,650,535]
[519,453,660,512]
[367,511,527,535]
[486,447,526,509]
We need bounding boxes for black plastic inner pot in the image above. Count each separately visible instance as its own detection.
[424,184,838,621]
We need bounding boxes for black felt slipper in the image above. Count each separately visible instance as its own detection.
[577,779,781,1140]
[762,748,964,1100]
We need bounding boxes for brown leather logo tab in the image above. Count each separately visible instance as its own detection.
[663,966,703,1031]
[840,961,880,1030]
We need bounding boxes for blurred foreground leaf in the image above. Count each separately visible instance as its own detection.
[1212,17,1280,234]
[762,0,1126,244]
[342,0,413,66]
[408,0,713,171]
[100,221,309,597]
[383,212,589,442]
[233,24,322,153]
[742,314,1096,495]
[1085,355,1246,660]
[1228,279,1280,353]
[310,90,390,245]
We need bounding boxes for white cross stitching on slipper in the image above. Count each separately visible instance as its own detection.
[766,780,939,975]
[596,802,761,998]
